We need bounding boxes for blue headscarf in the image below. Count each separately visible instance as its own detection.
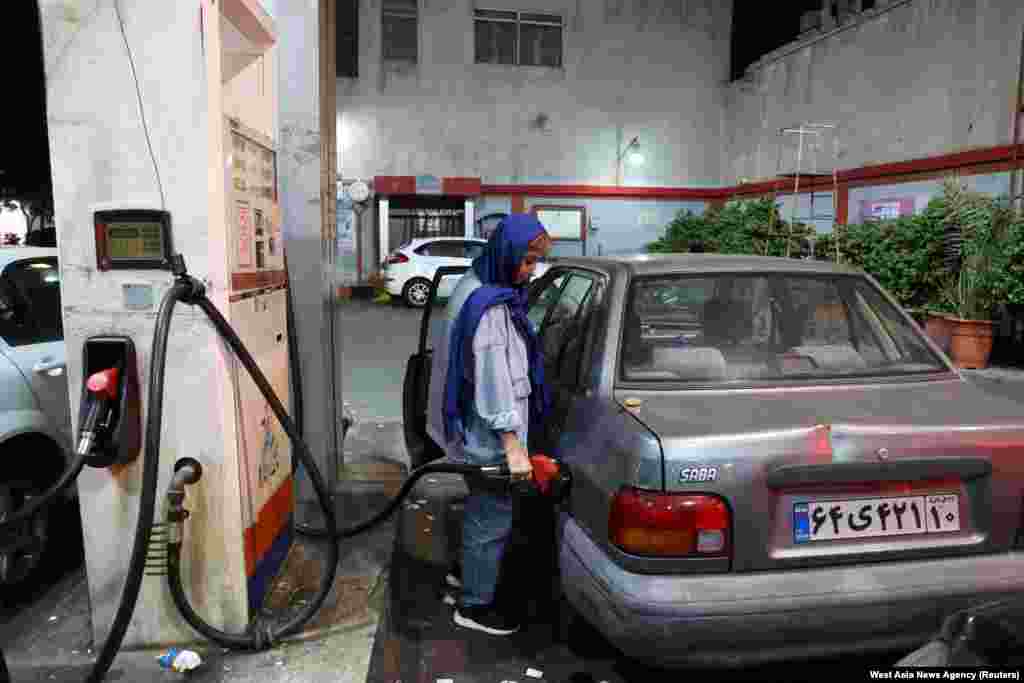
[443,214,552,444]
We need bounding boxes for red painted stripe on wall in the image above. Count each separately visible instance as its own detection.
[244,475,294,577]
[442,177,482,196]
[482,184,718,200]
[373,176,416,195]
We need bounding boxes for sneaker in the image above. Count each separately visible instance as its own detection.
[453,604,520,636]
[445,566,462,589]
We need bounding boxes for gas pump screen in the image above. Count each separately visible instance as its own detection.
[94,209,174,270]
[107,223,163,259]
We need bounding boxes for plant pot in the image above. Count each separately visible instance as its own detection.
[948,318,995,369]
[924,314,954,354]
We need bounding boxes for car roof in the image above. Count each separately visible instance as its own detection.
[411,236,484,242]
[0,247,59,269]
[403,237,485,248]
[550,253,863,277]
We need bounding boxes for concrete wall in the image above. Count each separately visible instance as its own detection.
[336,0,733,187]
[723,0,1024,184]
[40,0,249,646]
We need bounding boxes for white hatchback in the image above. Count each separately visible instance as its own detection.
[382,237,487,307]
[383,236,552,307]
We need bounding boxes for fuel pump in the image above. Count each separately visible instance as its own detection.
[0,232,572,682]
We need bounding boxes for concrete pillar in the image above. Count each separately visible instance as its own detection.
[378,198,390,263]
[278,2,339,514]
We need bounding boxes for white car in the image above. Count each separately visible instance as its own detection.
[383,237,552,307]
[382,237,487,307]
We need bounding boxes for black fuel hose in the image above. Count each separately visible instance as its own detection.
[294,461,511,539]
[0,287,181,682]
[283,252,303,438]
[85,278,194,683]
[163,293,340,647]
[0,451,87,530]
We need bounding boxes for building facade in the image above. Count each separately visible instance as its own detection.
[332,0,1024,287]
[334,0,732,283]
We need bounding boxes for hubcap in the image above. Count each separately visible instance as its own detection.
[408,282,429,305]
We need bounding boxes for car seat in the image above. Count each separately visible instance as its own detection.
[651,346,728,381]
[702,297,753,346]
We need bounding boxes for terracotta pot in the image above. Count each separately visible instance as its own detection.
[924,314,954,354]
[948,318,995,369]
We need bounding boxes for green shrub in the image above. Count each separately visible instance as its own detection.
[817,213,946,309]
[646,197,813,257]
[647,183,1024,316]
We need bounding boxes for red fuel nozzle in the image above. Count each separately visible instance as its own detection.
[77,367,120,457]
[529,454,561,495]
[86,367,121,401]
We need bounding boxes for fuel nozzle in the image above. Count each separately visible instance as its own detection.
[529,454,572,502]
[76,367,120,457]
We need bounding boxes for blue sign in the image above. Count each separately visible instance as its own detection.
[793,502,811,543]
[415,175,442,195]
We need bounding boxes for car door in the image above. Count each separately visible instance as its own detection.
[403,265,472,466]
[528,269,600,455]
[0,258,70,444]
[413,241,460,299]
[433,241,472,299]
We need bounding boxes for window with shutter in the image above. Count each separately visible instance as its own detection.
[336,0,359,77]
[383,0,418,63]
[474,9,562,68]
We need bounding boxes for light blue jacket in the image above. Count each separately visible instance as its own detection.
[427,271,531,464]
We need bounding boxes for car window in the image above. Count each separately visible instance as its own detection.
[423,242,464,258]
[541,273,595,362]
[463,242,485,260]
[0,258,63,347]
[620,273,944,384]
[528,273,566,329]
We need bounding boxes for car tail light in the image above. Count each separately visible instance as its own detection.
[609,488,730,557]
[385,253,409,265]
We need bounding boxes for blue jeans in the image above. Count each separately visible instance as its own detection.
[460,488,515,608]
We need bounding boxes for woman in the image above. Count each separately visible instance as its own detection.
[442,213,552,636]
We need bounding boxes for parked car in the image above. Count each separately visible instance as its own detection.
[382,237,488,308]
[0,247,77,590]
[403,254,1024,667]
[382,236,550,307]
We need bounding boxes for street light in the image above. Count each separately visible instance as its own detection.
[616,136,643,186]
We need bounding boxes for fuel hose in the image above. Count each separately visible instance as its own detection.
[0,451,86,529]
[164,271,510,646]
[1,257,512,681]
[84,278,195,683]
[164,290,340,647]
[0,280,191,683]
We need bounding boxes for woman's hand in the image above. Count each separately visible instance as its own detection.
[500,432,532,479]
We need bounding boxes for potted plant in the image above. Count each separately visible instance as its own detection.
[923,302,956,355]
[938,181,1012,369]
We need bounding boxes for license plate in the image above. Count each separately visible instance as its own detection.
[793,494,960,543]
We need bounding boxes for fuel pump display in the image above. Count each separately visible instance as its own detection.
[93,209,174,271]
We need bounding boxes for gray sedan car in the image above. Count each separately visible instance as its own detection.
[404,254,1024,667]
[0,247,75,589]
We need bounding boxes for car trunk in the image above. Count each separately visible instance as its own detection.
[616,377,1024,572]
